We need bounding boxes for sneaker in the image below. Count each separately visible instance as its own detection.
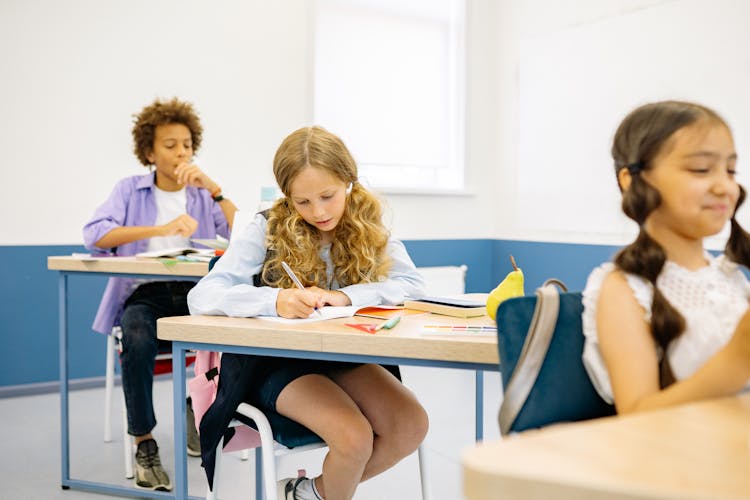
[134,439,172,491]
[186,398,201,457]
[277,477,320,500]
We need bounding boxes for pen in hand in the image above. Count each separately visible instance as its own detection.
[281,261,322,317]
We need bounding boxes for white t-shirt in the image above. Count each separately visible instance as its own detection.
[131,187,190,292]
[581,253,750,404]
[145,186,190,252]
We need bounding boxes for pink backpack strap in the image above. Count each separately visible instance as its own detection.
[188,351,221,426]
[188,351,262,451]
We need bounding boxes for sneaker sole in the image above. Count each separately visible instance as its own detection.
[134,480,173,492]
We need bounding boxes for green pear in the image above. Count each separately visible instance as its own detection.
[486,255,524,320]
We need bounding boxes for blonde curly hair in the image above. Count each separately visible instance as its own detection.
[261,126,392,289]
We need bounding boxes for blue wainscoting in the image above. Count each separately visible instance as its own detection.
[0,240,621,391]
[0,245,109,388]
[491,240,620,292]
[402,239,496,293]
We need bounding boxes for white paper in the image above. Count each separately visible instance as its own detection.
[257,305,360,324]
[190,237,228,250]
[135,247,214,258]
[71,252,99,261]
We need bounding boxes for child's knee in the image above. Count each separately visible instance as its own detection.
[329,415,374,463]
[398,402,429,450]
[413,403,429,441]
[119,317,157,353]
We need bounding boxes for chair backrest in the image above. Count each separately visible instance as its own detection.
[154,353,195,375]
[495,291,615,434]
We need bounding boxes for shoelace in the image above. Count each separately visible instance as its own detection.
[136,447,162,468]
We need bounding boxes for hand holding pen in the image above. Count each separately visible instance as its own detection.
[280,261,323,318]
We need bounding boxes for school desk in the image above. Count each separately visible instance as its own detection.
[462,392,750,500]
[47,255,209,500]
[157,309,499,500]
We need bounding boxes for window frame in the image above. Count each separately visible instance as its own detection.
[312,0,467,194]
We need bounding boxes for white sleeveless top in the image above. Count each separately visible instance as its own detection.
[581,253,750,404]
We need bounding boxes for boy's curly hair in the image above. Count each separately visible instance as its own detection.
[131,97,203,166]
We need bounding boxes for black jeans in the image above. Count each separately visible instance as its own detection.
[119,281,194,436]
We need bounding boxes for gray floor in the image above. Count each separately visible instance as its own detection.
[0,367,501,500]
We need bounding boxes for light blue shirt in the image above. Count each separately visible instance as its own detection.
[187,212,425,317]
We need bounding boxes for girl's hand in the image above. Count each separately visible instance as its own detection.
[276,288,325,319]
[308,287,351,307]
[174,162,218,192]
[160,214,198,237]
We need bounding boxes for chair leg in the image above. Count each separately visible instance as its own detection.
[103,333,115,442]
[255,447,263,500]
[206,435,224,500]
[123,396,134,479]
[235,404,277,500]
[417,444,431,500]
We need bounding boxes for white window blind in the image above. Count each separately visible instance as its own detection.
[313,0,465,192]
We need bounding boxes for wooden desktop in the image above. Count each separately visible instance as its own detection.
[463,392,750,500]
[158,309,499,499]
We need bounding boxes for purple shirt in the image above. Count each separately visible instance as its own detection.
[83,172,230,334]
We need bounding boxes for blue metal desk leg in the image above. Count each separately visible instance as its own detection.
[173,342,188,498]
[59,273,70,489]
[475,370,484,442]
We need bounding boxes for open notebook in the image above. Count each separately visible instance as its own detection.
[135,247,215,261]
[258,305,424,324]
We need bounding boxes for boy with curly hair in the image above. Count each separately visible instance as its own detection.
[83,97,237,490]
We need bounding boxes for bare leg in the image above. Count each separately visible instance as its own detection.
[330,365,428,482]
[276,365,428,499]
[134,432,153,445]
[276,374,374,500]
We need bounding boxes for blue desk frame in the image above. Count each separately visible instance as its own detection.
[168,336,497,500]
[56,268,204,500]
[53,258,497,500]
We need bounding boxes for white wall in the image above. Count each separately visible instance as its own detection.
[0,0,313,245]
[3,0,746,247]
[491,0,750,247]
[0,0,500,245]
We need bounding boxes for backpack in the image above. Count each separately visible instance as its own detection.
[188,351,261,452]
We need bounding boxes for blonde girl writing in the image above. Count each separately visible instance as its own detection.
[188,126,428,500]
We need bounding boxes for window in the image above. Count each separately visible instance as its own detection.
[314,0,465,192]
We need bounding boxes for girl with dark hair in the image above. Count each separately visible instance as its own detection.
[582,100,750,414]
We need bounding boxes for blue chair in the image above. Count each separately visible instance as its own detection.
[495,287,615,435]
